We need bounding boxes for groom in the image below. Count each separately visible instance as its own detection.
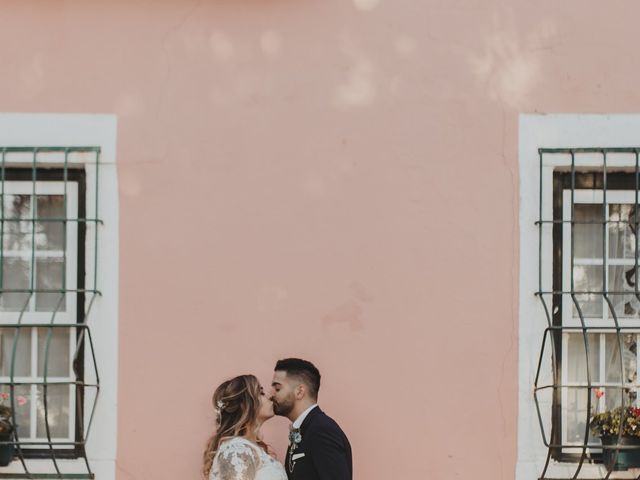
[271,358,352,480]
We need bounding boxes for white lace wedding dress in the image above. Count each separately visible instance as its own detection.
[209,437,287,480]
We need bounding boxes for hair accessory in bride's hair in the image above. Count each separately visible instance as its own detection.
[215,400,226,424]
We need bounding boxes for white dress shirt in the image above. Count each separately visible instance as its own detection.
[292,404,318,429]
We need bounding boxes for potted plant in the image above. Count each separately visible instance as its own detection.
[0,392,27,467]
[590,389,640,470]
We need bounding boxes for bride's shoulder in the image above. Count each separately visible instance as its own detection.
[219,436,255,448]
[217,437,261,457]
[211,437,267,479]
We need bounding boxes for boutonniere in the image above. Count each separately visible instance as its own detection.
[289,428,302,448]
[288,428,302,473]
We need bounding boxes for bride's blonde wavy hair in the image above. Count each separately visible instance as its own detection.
[202,374,269,478]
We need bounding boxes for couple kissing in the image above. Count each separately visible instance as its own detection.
[203,358,352,480]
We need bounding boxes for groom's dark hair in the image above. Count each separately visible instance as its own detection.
[275,358,321,400]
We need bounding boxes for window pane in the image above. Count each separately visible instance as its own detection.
[574,204,604,259]
[0,258,31,312]
[2,195,31,251]
[573,265,603,317]
[567,333,600,383]
[35,258,65,312]
[609,204,638,259]
[565,387,599,444]
[608,266,640,317]
[35,195,64,251]
[0,327,30,377]
[604,333,638,390]
[602,387,627,411]
[0,384,31,439]
[35,384,69,439]
[36,328,70,377]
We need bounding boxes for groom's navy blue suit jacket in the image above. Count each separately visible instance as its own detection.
[285,407,352,480]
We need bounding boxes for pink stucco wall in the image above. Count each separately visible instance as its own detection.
[3,1,639,478]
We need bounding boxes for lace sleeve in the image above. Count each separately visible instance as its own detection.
[215,440,261,480]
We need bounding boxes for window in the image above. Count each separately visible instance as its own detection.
[0,115,118,480]
[0,168,85,459]
[519,115,640,480]
[553,170,640,460]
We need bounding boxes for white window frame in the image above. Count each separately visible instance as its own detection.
[0,180,79,447]
[560,190,640,450]
[0,114,118,480]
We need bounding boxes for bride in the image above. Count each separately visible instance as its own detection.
[203,375,287,480]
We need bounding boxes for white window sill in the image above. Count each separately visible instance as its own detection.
[0,458,114,478]
[533,460,640,479]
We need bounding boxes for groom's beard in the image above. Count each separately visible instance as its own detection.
[272,397,294,417]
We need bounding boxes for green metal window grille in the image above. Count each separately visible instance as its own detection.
[536,148,640,479]
[0,148,101,479]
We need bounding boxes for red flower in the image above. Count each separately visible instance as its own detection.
[595,388,605,399]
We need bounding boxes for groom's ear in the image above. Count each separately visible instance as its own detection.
[294,383,306,400]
